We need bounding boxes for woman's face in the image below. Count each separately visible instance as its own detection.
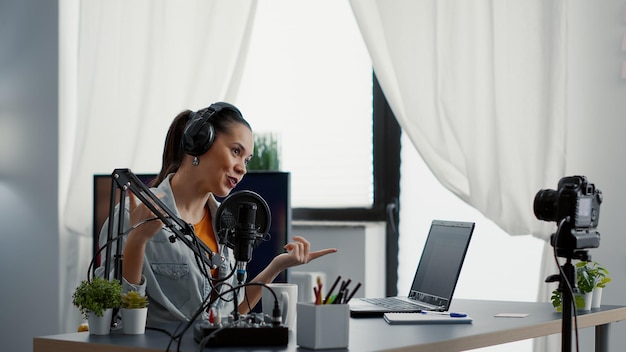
[197,122,254,197]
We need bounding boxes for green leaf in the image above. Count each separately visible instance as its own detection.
[121,290,149,309]
[247,132,280,171]
[551,289,588,311]
[576,260,611,291]
[72,277,122,319]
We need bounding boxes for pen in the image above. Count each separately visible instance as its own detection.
[333,290,344,304]
[344,282,361,303]
[339,279,351,294]
[342,289,349,304]
[324,275,342,304]
[421,311,467,318]
[332,279,353,304]
[335,279,350,304]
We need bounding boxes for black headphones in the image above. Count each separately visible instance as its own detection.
[182,102,242,156]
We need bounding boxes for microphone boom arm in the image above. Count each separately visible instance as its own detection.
[104,168,224,282]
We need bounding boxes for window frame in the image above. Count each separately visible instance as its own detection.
[293,73,401,296]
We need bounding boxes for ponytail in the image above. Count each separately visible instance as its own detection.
[150,110,191,187]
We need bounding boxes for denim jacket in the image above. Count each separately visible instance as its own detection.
[96,174,244,324]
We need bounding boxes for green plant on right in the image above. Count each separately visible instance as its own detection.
[550,260,611,312]
[121,290,149,309]
[72,277,122,319]
[550,289,586,312]
[576,260,611,293]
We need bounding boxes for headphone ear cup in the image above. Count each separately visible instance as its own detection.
[182,111,216,156]
[182,102,241,157]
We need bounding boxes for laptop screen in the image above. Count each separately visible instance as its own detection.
[408,220,475,308]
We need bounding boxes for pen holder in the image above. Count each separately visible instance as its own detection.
[296,303,349,350]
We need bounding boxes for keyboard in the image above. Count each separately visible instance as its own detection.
[360,297,425,311]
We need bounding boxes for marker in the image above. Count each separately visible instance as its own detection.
[326,294,337,305]
[421,311,467,318]
[313,286,322,305]
[316,276,323,305]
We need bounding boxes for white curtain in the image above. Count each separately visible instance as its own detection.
[350,0,566,237]
[349,1,567,350]
[59,0,256,332]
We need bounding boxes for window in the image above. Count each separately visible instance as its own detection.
[237,0,401,296]
[237,0,374,209]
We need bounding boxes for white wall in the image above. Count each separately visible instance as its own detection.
[289,222,386,300]
[565,1,626,350]
[0,0,60,351]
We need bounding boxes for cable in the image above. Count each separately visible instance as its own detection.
[165,281,280,352]
[196,315,248,351]
[87,217,161,281]
[93,204,281,350]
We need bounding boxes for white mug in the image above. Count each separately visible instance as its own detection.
[262,283,298,329]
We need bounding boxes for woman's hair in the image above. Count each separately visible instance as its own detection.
[150,105,251,187]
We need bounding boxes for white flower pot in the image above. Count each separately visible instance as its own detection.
[592,287,603,309]
[121,307,148,334]
[88,309,113,335]
[575,292,593,311]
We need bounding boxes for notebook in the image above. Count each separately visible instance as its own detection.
[349,220,475,317]
[383,311,473,325]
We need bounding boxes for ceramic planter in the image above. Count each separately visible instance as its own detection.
[88,309,113,335]
[121,307,148,334]
[592,287,603,309]
[576,292,593,311]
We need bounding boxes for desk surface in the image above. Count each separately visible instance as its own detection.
[34,299,626,352]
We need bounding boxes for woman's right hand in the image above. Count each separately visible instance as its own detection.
[127,191,163,243]
[122,191,164,285]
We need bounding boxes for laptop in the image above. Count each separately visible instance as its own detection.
[349,220,475,317]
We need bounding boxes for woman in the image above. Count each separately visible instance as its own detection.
[98,102,336,323]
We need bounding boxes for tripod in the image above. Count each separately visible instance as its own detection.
[546,249,590,352]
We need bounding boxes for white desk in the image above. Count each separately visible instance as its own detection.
[34,299,626,352]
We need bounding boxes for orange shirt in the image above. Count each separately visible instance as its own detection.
[193,206,219,278]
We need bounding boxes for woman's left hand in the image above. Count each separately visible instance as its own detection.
[273,235,337,271]
[242,236,337,313]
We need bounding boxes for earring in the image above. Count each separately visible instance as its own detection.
[192,156,199,166]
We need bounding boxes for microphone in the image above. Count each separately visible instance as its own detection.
[234,201,259,283]
[214,190,271,284]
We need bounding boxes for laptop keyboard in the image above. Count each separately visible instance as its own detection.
[360,297,425,311]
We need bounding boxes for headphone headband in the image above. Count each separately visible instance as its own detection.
[182,102,241,156]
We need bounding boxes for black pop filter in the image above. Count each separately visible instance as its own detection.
[214,190,271,251]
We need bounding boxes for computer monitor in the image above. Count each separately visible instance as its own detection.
[92,171,291,285]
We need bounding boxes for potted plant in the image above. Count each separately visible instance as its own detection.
[120,290,149,334]
[247,132,280,171]
[577,260,610,309]
[72,277,122,335]
[550,288,587,313]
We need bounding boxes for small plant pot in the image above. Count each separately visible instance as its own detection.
[576,292,593,311]
[88,309,113,335]
[121,307,148,334]
[592,287,603,309]
[552,291,593,312]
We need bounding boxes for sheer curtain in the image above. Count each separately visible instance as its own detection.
[350,2,567,350]
[350,0,567,237]
[59,0,256,332]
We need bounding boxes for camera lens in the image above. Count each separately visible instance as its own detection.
[533,189,559,221]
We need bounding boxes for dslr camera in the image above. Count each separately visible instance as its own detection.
[533,175,603,252]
